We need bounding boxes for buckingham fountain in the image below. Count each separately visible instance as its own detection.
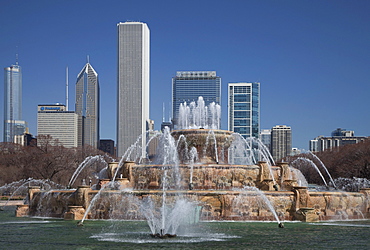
[14,97,370,237]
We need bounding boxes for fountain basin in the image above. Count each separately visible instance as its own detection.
[16,128,370,223]
[23,187,370,222]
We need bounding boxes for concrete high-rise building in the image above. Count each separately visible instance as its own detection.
[228,82,260,138]
[75,62,100,148]
[37,104,78,148]
[172,71,221,127]
[271,125,292,161]
[3,63,27,142]
[260,129,272,152]
[117,21,150,157]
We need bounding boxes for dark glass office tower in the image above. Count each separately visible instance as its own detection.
[3,63,25,142]
[172,71,221,127]
[228,82,260,139]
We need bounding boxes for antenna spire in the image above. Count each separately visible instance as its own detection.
[169,102,172,121]
[66,66,69,111]
[87,55,90,64]
[162,103,165,122]
[15,46,19,65]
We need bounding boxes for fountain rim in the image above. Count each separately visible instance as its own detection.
[170,128,235,134]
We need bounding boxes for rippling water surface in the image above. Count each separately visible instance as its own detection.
[0,206,369,249]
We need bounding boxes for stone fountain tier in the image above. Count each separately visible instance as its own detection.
[171,129,235,164]
[108,161,299,191]
[22,187,370,222]
[14,126,370,223]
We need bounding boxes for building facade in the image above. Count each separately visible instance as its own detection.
[75,62,100,148]
[14,133,36,146]
[309,128,367,152]
[172,71,221,126]
[271,125,292,161]
[99,139,115,156]
[10,120,28,143]
[117,21,150,157]
[228,82,260,138]
[37,104,78,148]
[260,129,272,152]
[161,121,173,132]
[3,63,27,142]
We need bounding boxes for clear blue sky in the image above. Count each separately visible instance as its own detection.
[1,0,369,150]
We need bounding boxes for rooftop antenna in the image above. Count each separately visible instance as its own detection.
[87,55,90,64]
[15,46,19,65]
[162,103,165,122]
[169,102,172,122]
[66,66,69,111]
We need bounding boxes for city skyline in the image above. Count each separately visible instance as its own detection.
[1,1,369,150]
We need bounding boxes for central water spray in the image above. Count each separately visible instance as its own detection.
[177,96,221,130]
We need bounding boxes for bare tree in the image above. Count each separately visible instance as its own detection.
[0,135,114,187]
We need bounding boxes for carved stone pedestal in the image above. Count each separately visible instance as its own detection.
[15,204,29,217]
[294,207,319,222]
[64,206,86,220]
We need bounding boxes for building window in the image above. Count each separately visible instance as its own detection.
[234,111,250,118]
[234,94,249,102]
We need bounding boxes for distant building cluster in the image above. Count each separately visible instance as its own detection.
[309,128,367,152]
[3,59,107,153]
[3,21,367,161]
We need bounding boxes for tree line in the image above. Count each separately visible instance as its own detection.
[0,135,114,187]
[284,139,370,186]
[1,134,369,189]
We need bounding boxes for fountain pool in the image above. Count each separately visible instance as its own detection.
[17,127,370,232]
[1,206,369,248]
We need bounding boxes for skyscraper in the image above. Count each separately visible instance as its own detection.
[172,71,221,126]
[260,129,272,152]
[228,82,260,138]
[37,104,78,148]
[3,63,26,142]
[117,22,150,157]
[271,125,292,161]
[75,62,100,148]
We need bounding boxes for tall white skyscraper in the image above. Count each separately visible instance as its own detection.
[75,62,100,148]
[117,22,150,157]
